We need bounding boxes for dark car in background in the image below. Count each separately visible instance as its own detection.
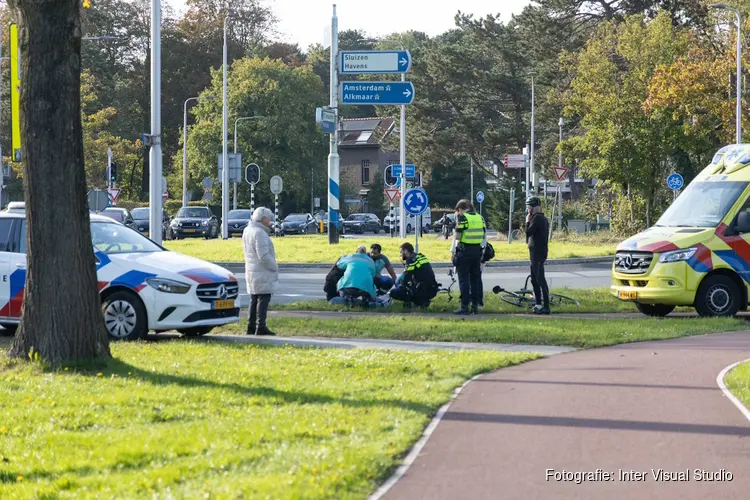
[227,209,252,237]
[131,207,174,240]
[320,213,344,234]
[343,213,381,234]
[280,213,317,235]
[101,207,136,229]
[171,206,218,239]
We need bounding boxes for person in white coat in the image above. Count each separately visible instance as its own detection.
[242,207,279,335]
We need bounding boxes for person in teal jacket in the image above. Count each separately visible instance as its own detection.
[337,246,377,300]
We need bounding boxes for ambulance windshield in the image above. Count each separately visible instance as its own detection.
[655,181,748,228]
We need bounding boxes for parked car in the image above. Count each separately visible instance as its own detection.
[170,206,219,239]
[0,204,240,340]
[101,207,136,230]
[131,207,174,240]
[383,207,432,234]
[343,213,381,234]
[320,213,344,234]
[280,213,317,235]
[227,209,252,237]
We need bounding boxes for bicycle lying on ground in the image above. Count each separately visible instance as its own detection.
[492,274,580,308]
[437,268,457,302]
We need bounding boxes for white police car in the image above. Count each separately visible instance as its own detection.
[0,203,239,340]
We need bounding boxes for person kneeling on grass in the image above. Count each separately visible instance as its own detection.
[336,246,377,304]
[369,243,398,294]
[389,242,439,308]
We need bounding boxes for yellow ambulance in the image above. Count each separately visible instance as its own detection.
[612,144,750,317]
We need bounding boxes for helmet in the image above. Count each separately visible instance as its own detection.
[525,196,541,207]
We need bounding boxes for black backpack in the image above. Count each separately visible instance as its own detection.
[482,243,495,263]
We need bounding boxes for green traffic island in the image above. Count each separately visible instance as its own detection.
[0,342,537,498]
[217,315,747,350]
[724,360,750,414]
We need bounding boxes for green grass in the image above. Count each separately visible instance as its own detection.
[217,316,746,349]
[724,360,750,413]
[164,235,615,263]
[0,342,536,499]
[273,287,640,314]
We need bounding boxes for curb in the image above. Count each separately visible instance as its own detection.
[216,255,614,271]
[716,358,750,424]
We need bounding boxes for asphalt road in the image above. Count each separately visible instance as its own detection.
[381,331,750,500]
[234,262,613,307]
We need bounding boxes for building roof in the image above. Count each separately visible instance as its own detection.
[339,117,396,147]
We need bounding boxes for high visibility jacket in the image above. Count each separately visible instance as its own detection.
[457,212,485,245]
[403,252,438,297]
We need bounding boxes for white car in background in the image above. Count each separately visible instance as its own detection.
[0,203,240,340]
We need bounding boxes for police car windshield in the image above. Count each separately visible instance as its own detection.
[655,181,748,228]
[131,208,149,220]
[91,221,162,254]
[178,207,210,218]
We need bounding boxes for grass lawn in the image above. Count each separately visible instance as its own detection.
[724,360,750,413]
[274,287,642,315]
[164,235,615,263]
[216,316,746,349]
[0,342,536,499]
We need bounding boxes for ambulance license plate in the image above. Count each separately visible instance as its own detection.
[213,299,234,310]
[618,291,637,300]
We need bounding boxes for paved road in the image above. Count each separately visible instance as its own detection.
[381,331,750,500]
[234,262,612,307]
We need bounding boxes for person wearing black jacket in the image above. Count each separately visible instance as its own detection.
[525,196,550,314]
[390,243,439,308]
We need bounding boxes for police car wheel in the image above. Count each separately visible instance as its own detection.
[178,327,214,337]
[102,291,148,341]
[0,323,17,336]
[695,275,739,317]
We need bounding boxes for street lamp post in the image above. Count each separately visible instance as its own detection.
[221,11,235,239]
[710,3,743,144]
[233,116,264,210]
[149,0,163,245]
[529,71,537,197]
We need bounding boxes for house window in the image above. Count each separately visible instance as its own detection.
[362,160,370,185]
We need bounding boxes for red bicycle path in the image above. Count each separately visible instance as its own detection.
[380,331,750,500]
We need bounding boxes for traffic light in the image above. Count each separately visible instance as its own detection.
[110,161,117,182]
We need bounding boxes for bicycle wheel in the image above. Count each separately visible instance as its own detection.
[549,293,580,307]
[498,290,536,307]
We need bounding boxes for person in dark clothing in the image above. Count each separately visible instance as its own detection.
[451,200,487,315]
[390,242,439,308]
[324,257,346,300]
[525,196,550,314]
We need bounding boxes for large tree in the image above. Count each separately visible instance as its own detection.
[8,0,110,365]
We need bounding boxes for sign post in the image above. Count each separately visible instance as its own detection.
[508,188,515,244]
[270,175,283,236]
[403,188,428,253]
[476,190,485,216]
[667,173,684,201]
[553,167,568,234]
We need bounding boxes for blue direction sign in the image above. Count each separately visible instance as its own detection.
[476,191,485,204]
[340,50,411,74]
[391,164,416,178]
[667,173,684,191]
[403,188,428,216]
[340,82,415,106]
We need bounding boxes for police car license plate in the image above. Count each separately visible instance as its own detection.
[213,299,234,310]
[184,229,196,233]
[618,291,637,300]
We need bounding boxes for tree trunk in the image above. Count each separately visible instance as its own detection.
[8,0,111,365]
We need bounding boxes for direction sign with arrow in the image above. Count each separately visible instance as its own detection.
[554,167,568,181]
[339,50,411,74]
[339,82,415,106]
[385,188,400,202]
[403,188,428,216]
[391,164,416,178]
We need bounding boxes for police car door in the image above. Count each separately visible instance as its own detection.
[7,219,27,318]
[0,217,16,319]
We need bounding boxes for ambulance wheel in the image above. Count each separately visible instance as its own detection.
[0,324,17,336]
[102,291,148,341]
[695,275,739,317]
[635,303,675,317]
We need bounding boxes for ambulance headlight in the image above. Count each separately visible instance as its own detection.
[146,278,191,294]
[658,248,697,263]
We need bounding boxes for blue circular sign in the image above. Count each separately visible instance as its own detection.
[667,173,684,191]
[476,191,485,204]
[403,188,428,216]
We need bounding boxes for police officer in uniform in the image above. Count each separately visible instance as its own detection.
[451,199,487,315]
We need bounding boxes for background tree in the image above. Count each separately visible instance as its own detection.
[8,0,110,365]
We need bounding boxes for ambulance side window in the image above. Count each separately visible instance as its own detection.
[0,219,13,252]
[734,197,750,234]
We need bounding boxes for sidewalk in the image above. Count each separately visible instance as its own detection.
[379,331,750,500]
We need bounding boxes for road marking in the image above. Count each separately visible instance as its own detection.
[716,358,750,424]
[368,373,484,500]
